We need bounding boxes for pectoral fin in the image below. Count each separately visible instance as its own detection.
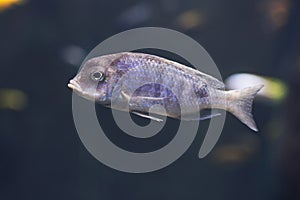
[121,90,131,101]
[131,111,164,122]
[121,90,165,101]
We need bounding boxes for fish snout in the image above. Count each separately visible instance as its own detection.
[68,79,83,93]
[68,78,103,102]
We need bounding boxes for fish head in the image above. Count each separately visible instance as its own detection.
[68,53,123,104]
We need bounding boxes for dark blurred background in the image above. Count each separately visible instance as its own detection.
[0,0,300,199]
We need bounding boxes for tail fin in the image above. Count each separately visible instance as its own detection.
[227,85,263,131]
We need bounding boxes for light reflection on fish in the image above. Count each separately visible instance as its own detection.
[68,52,263,131]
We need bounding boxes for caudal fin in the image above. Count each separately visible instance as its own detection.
[227,85,263,131]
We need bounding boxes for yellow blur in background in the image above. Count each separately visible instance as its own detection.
[225,73,288,103]
[0,0,25,12]
[176,10,204,30]
[0,89,27,111]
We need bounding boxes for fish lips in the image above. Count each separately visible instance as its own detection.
[67,79,95,101]
[67,79,110,104]
[68,79,83,93]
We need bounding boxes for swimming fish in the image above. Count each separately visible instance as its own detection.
[68,52,263,131]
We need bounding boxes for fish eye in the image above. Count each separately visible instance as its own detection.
[90,71,105,82]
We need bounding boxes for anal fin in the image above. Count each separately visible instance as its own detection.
[199,113,221,120]
[131,111,164,122]
[183,112,221,121]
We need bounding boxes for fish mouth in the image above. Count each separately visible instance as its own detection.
[68,79,97,101]
[68,79,83,93]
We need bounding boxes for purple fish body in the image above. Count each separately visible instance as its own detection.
[109,53,217,116]
[68,52,263,131]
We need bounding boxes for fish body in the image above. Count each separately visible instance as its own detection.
[68,52,263,131]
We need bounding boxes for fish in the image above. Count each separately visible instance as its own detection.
[68,52,263,131]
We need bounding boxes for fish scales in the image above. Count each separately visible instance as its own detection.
[68,52,263,131]
[117,54,208,109]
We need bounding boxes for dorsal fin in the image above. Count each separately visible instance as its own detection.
[192,70,225,89]
[123,52,225,89]
[171,61,225,89]
[144,53,224,89]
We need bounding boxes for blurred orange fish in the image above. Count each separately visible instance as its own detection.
[0,0,25,12]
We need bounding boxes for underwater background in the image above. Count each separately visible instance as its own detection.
[0,0,300,199]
